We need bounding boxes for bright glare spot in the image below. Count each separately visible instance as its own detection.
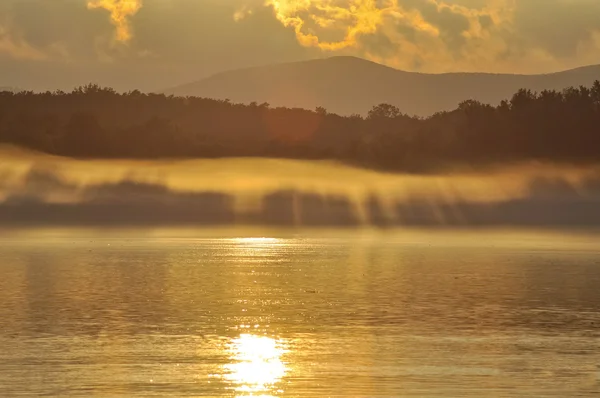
[224,334,287,396]
[233,237,280,244]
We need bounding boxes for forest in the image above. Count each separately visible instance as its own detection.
[1,82,600,172]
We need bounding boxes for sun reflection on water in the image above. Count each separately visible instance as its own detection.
[224,334,287,397]
[231,237,280,244]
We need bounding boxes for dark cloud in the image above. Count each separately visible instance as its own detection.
[478,14,493,30]
[0,0,312,91]
[409,0,471,51]
[5,0,108,59]
[359,29,398,59]
[392,0,476,30]
[514,0,600,59]
[133,0,310,65]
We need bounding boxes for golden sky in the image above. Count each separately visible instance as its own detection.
[1,0,599,91]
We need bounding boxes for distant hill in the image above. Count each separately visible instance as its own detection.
[164,56,600,116]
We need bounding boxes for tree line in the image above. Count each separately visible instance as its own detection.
[1,82,599,172]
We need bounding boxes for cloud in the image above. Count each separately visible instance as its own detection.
[0,25,47,60]
[234,0,600,73]
[0,0,310,91]
[2,0,600,92]
[87,0,143,43]
[513,0,600,61]
[262,0,391,51]
[0,0,111,61]
[243,0,521,72]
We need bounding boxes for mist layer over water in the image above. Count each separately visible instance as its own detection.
[0,144,535,200]
[2,145,600,228]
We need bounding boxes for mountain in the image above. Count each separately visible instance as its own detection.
[164,56,600,116]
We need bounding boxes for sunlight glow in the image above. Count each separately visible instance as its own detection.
[233,237,280,244]
[224,334,287,396]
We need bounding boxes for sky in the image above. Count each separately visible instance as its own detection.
[1,0,599,92]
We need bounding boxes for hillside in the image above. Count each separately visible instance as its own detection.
[164,56,600,116]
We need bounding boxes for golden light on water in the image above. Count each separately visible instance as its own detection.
[233,238,280,244]
[229,237,284,258]
[224,334,287,397]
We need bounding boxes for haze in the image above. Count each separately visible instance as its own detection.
[2,145,600,228]
[3,2,600,396]
[2,0,600,92]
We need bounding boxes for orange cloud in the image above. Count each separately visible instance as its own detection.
[232,0,527,73]
[262,0,513,51]
[87,0,143,43]
[265,0,393,50]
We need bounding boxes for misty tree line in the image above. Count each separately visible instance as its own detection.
[1,82,600,172]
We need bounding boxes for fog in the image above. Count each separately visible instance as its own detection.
[2,145,600,228]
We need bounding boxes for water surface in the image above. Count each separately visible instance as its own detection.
[1,229,599,397]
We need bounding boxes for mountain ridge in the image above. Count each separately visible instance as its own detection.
[164,56,600,116]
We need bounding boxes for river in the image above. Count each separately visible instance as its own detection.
[1,229,599,397]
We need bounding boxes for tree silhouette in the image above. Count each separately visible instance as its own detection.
[1,82,600,172]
